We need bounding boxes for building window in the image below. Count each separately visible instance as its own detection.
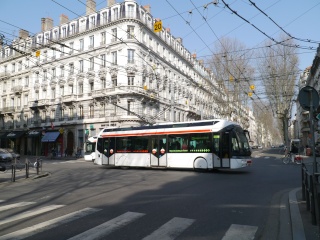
[90,16,96,28]
[12,63,15,72]
[89,57,94,70]
[69,63,74,74]
[89,105,94,118]
[102,79,106,88]
[60,86,64,96]
[112,51,117,65]
[52,68,56,78]
[127,49,134,63]
[71,24,76,34]
[79,39,84,51]
[24,95,28,106]
[69,42,74,53]
[113,8,119,20]
[112,76,117,86]
[127,4,134,18]
[127,100,132,115]
[89,35,94,48]
[102,12,107,24]
[62,27,67,38]
[79,60,84,73]
[60,108,64,119]
[111,28,117,42]
[100,54,106,68]
[127,25,134,39]
[101,32,106,44]
[25,76,29,86]
[52,88,56,99]
[128,76,134,85]
[79,83,83,94]
[90,82,94,92]
[79,106,84,118]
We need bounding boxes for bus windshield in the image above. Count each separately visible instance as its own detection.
[85,141,96,153]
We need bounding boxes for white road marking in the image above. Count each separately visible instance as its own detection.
[142,217,195,240]
[0,202,36,212]
[0,208,100,240]
[68,211,145,240]
[0,205,64,226]
[222,224,258,240]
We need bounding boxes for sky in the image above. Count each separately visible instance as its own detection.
[1,0,319,108]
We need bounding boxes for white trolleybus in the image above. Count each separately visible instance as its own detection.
[94,119,252,170]
[84,136,97,162]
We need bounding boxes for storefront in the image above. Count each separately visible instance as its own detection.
[27,130,42,155]
[41,131,63,157]
[6,131,27,154]
[0,132,8,148]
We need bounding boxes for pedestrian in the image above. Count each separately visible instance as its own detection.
[64,148,68,157]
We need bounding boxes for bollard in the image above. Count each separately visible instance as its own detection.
[302,165,306,201]
[11,164,15,182]
[36,158,40,175]
[25,158,29,178]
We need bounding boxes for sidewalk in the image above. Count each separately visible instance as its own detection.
[0,155,83,184]
[290,188,320,240]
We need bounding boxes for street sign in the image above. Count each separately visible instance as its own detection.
[298,86,319,111]
[154,20,162,33]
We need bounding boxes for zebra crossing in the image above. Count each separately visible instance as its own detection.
[0,200,258,240]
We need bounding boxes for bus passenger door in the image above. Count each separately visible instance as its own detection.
[150,136,167,167]
[220,132,231,168]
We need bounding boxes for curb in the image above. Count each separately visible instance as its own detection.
[289,188,306,240]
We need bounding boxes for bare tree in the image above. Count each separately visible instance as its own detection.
[206,37,255,120]
[256,36,299,146]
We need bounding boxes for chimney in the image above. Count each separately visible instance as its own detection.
[41,17,53,31]
[192,53,196,59]
[41,18,46,31]
[86,0,96,15]
[143,5,151,13]
[166,28,170,33]
[107,0,116,7]
[60,14,69,25]
[19,29,29,39]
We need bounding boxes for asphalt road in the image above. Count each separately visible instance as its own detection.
[0,148,302,239]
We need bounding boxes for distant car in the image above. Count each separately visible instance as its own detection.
[0,148,13,163]
[258,145,263,149]
[5,148,20,160]
[251,145,258,149]
[271,145,275,148]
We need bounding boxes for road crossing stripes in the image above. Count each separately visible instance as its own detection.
[68,211,145,240]
[222,224,258,240]
[0,208,100,240]
[0,202,35,211]
[0,204,64,226]
[142,217,195,240]
[0,200,258,240]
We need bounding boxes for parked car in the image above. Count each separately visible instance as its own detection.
[0,148,13,163]
[5,148,20,160]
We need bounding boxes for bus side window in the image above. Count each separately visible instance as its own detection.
[212,134,220,154]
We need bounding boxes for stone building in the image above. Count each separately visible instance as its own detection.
[0,0,250,157]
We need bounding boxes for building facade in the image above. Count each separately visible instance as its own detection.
[0,0,252,157]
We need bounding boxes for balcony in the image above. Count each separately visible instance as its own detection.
[11,85,23,94]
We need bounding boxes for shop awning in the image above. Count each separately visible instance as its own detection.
[41,132,60,142]
[6,131,26,139]
[27,130,42,138]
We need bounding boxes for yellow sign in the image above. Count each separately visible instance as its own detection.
[154,20,162,33]
[250,85,255,90]
[229,75,234,81]
[143,85,148,90]
[248,92,253,97]
[59,128,64,134]
[35,50,40,57]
